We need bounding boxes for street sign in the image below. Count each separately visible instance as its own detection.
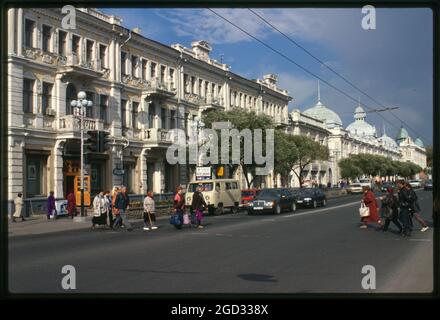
[196,166,211,180]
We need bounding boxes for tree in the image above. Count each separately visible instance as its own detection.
[338,158,362,181]
[426,145,432,168]
[274,130,298,186]
[202,107,274,188]
[289,135,329,187]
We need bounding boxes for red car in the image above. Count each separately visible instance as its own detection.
[240,189,261,208]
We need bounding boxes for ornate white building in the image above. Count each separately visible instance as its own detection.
[6,7,291,212]
[288,85,424,187]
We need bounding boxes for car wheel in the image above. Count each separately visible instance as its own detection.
[231,203,239,214]
[215,204,224,215]
[313,200,317,208]
[322,199,327,207]
[291,202,296,212]
[274,204,281,215]
[247,209,254,215]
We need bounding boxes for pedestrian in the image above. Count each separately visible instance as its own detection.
[379,187,402,233]
[47,191,56,220]
[66,190,76,219]
[173,186,186,229]
[360,186,381,229]
[397,180,412,237]
[12,193,25,222]
[92,191,107,228]
[191,184,207,229]
[143,191,158,231]
[114,186,132,231]
[327,181,332,189]
[405,182,429,232]
[111,186,120,229]
[103,190,112,229]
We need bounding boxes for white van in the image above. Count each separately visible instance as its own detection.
[185,179,241,215]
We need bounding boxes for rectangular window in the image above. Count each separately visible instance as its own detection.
[86,40,94,64]
[169,68,175,86]
[85,92,94,118]
[132,102,139,129]
[41,82,52,115]
[131,55,138,78]
[198,79,203,96]
[161,108,167,129]
[99,95,108,123]
[160,65,166,82]
[99,44,107,68]
[42,25,52,52]
[72,35,80,55]
[23,79,34,113]
[58,30,67,56]
[184,74,189,93]
[26,156,44,197]
[150,62,157,78]
[148,103,155,128]
[191,77,196,94]
[121,52,127,76]
[25,20,35,48]
[170,110,176,129]
[121,99,127,128]
[142,59,147,80]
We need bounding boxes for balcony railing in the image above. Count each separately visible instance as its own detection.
[58,115,104,132]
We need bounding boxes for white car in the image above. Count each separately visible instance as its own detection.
[358,179,372,188]
[408,179,422,188]
[347,183,363,194]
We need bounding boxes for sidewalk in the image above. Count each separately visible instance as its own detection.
[7,214,170,237]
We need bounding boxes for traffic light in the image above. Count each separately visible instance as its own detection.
[85,130,98,153]
[100,131,112,152]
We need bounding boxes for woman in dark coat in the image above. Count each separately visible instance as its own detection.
[47,191,56,220]
[380,187,402,233]
[191,185,207,229]
[360,186,381,229]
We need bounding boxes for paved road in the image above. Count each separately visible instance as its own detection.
[8,191,433,293]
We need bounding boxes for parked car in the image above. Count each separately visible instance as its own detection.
[408,179,422,188]
[358,179,372,188]
[346,183,363,194]
[295,188,327,208]
[381,182,395,192]
[424,179,433,191]
[248,188,297,215]
[185,179,241,215]
[240,189,261,208]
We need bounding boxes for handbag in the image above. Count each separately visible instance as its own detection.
[169,213,181,225]
[359,201,370,217]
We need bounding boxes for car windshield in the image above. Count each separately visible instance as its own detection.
[188,183,213,192]
[359,180,370,183]
[426,180,432,184]
[242,191,255,197]
[351,184,361,187]
[255,189,280,200]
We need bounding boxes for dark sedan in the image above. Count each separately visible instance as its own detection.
[294,188,327,208]
[381,182,395,192]
[247,188,297,215]
[424,179,433,191]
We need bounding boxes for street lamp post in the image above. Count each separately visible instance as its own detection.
[71,91,93,217]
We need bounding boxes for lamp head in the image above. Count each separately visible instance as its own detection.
[78,91,86,100]
[81,99,88,107]
[87,100,93,107]
[70,100,77,107]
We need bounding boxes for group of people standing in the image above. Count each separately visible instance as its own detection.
[360,180,429,237]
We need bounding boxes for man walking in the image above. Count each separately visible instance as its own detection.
[47,191,56,220]
[114,186,132,231]
[397,180,412,237]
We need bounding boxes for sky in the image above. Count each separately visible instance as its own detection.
[101,7,433,145]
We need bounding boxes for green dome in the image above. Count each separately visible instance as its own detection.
[415,138,424,148]
[396,127,409,141]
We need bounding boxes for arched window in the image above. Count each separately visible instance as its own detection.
[66,83,77,115]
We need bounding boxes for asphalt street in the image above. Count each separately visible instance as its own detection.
[8,190,433,294]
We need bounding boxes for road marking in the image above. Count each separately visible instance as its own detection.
[190,232,209,235]
[409,239,432,242]
[282,200,361,218]
[262,219,276,222]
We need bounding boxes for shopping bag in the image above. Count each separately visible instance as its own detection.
[359,201,370,217]
[183,213,190,225]
[169,214,181,225]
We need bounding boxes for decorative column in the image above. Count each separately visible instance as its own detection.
[52,140,66,199]
[8,138,24,215]
[17,8,23,56]
[8,8,16,54]
[139,148,149,194]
